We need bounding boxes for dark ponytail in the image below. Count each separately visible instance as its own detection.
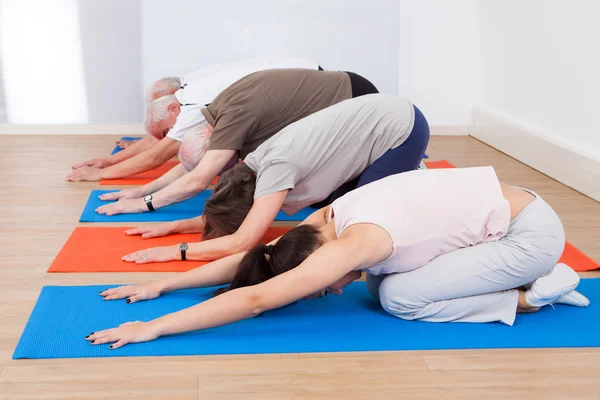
[214,225,324,295]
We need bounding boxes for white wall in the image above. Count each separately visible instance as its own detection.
[78,0,143,123]
[141,0,399,95]
[477,0,600,159]
[398,0,479,127]
[0,0,142,125]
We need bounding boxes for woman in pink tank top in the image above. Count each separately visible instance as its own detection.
[86,168,587,349]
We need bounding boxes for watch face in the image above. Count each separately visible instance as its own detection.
[180,242,188,251]
[144,195,152,202]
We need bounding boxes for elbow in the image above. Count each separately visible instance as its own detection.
[232,233,258,254]
[247,291,266,318]
[149,156,166,169]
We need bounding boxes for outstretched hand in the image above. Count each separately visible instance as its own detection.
[85,321,160,350]
[95,198,146,216]
[116,139,137,149]
[125,223,176,239]
[99,189,142,201]
[122,245,179,264]
[72,158,108,169]
[66,166,103,182]
[99,283,163,303]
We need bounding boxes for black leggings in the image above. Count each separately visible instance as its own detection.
[345,71,379,97]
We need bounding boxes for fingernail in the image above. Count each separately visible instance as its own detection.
[85,335,89,338]
[126,299,131,304]
[109,345,114,349]
[91,340,95,344]
[90,332,95,335]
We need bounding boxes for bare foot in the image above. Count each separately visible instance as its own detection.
[516,290,540,314]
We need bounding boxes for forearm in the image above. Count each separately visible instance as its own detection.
[138,164,188,197]
[172,215,206,234]
[152,172,211,209]
[159,252,245,293]
[152,286,257,336]
[184,233,251,261]
[105,136,157,166]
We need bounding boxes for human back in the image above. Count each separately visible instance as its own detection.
[202,68,353,158]
[244,94,416,214]
[329,166,512,275]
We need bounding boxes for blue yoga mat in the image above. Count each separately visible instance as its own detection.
[13,280,599,359]
[111,137,142,155]
[80,190,316,223]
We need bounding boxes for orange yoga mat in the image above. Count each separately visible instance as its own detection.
[99,160,219,186]
[424,160,456,169]
[48,226,291,273]
[424,159,598,271]
[559,242,599,272]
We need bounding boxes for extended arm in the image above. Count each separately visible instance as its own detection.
[72,135,158,169]
[99,137,181,179]
[89,225,390,349]
[99,163,188,201]
[121,190,288,263]
[151,149,236,209]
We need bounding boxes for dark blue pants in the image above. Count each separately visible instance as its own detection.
[319,105,429,206]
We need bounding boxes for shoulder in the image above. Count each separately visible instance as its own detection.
[338,223,394,266]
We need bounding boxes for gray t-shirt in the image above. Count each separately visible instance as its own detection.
[244,94,415,215]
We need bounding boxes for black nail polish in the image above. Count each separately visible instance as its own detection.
[90,332,94,335]
[109,345,114,349]
[85,335,89,339]
[91,340,95,344]
[126,299,131,304]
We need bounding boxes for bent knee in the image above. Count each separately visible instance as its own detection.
[378,276,425,320]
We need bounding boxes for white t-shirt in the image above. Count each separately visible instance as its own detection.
[166,96,207,142]
[328,166,511,275]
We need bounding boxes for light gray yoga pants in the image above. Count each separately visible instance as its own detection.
[367,190,565,326]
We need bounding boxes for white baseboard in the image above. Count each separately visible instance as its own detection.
[0,124,145,135]
[471,107,600,202]
[0,123,469,136]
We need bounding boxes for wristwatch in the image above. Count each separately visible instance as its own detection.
[144,194,155,212]
[179,242,188,261]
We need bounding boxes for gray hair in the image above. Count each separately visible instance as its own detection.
[146,76,181,103]
[178,124,211,172]
[144,95,178,134]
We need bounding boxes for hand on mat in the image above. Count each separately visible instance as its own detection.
[99,188,142,201]
[96,198,146,216]
[86,321,160,349]
[72,157,108,169]
[122,245,179,264]
[125,222,176,239]
[100,283,163,303]
[66,166,103,182]
[116,139,136,149]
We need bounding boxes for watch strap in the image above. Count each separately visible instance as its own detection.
[145,196,155,212]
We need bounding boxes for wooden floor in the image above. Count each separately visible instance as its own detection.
[0,135,598,400]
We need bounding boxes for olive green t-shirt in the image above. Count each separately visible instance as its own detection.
[200,69,352,158]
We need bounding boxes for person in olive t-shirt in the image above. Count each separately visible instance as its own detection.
[95,68,378,217]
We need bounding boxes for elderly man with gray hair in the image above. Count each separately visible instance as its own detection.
[66,55,321,182]
[95,67,379,218]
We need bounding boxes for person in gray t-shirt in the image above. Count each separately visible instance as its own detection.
[196,94,430,257]
[121,94,430,264]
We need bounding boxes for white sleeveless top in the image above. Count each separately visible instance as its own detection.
[327,167,511,275]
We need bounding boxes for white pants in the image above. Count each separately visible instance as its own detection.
[368,191,565,326]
